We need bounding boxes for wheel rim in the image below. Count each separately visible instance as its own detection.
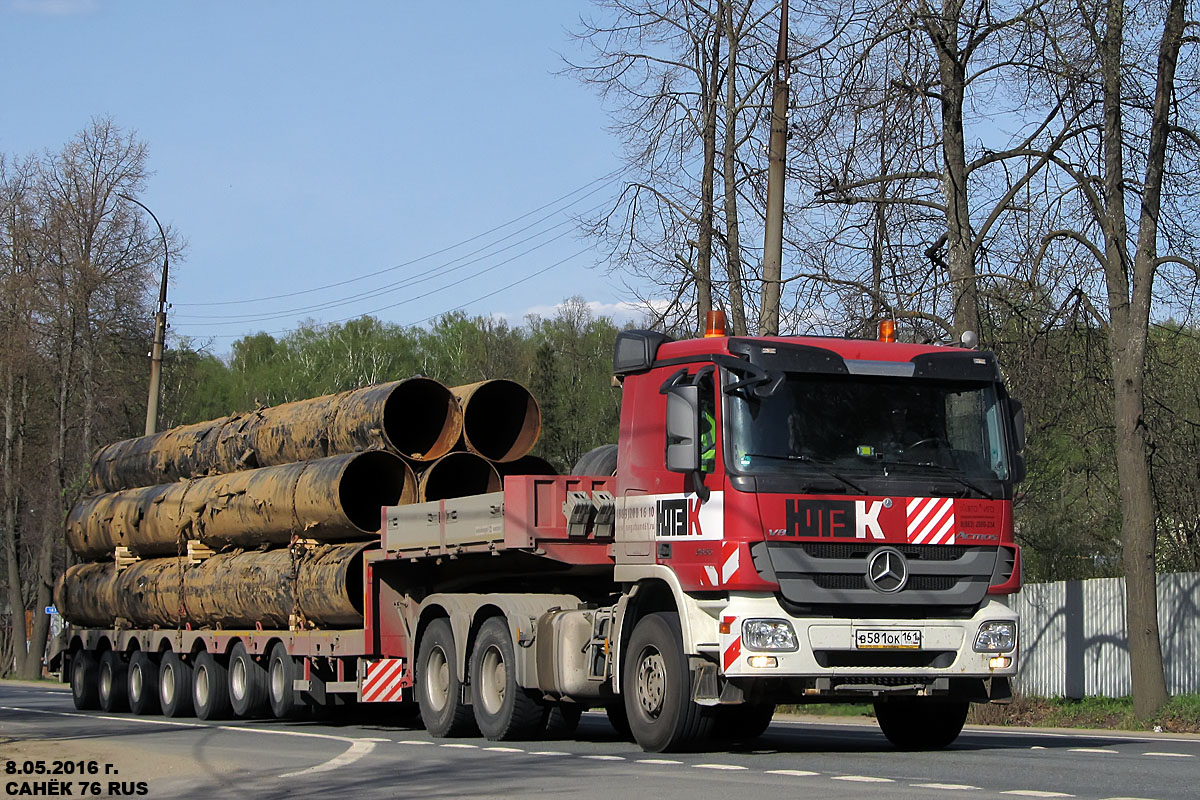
[99,662,111,700]
[196,664,210,706]
[231,658,247,702]
[270,657,285,703]
[477,644,506,716]
[635,646,667,719]
[424,645,450,713]
[162,663,176,705]
[130,663,143,701]
[72,658,85,695]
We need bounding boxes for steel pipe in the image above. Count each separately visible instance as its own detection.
[55,543,371,629]
[67,452,415,560]
[88,378,462,493]
[451,380,541,462]
[417,451,502,501]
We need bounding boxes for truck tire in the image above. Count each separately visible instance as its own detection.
[159,651,195,718]
[874,698,969,750]
[127,651,160,716]
[268,642,304,719]
[623,612,713,752]
[193,651,233,720]
[70,650,99,710]
[572,444,618,476]
[98,650,129,712]
[470,617,543,740]
[714,702,776,741]
[605,702,633,740]
[229,642,269,719]
[543,702,583,739]
[417,618,476,738]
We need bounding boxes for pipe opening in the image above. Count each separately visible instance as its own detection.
[384,378,462,461]
[339,451,415,531]
[461,380,541,462]
[419,452,502,501]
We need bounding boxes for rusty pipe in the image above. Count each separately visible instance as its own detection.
[67,451,415,560]
[56,543,371,630]
[88,378,462,493]
[451,380,541,463]
[416,451,502,502]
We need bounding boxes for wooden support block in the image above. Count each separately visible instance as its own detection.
[186,541,215,563]
[114,546,139,572]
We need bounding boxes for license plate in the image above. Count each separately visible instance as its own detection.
[854,629,922,649]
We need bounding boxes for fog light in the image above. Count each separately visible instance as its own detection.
[974,621,1016,653]
[747,655,778,668]
[742,619,798,651]
[989,656,1012,669]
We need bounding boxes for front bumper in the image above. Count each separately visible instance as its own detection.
[714,594,1018,683]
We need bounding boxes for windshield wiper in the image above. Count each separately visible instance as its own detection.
[740,453,866,494]
[880,459,994,500]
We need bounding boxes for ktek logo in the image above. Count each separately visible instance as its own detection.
[783,499,886,539]
[657,497,704,537]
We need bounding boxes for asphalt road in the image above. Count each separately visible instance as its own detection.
[2,682,1197,799]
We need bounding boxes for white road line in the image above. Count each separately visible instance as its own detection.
[278,739,378,778]
[832,776,894,783]
[484,746,525,753]
[913,783,981,791]
[397,739,434,745]
[1142,752,1193,758]
[638,758,683,765]
[582,755,625,761]
[999,791,1074,798]
[766,770,819,777]
[439,743,478,749]
[1069,748,1119,754]
[694,764,748,771]
[529,750,569,756]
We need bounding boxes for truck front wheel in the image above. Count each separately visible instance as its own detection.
[98,650,128,712]
[470,617,543,740]
[874,697,969,750]
[70,650,99,710]
[623,612,713,752]
[417,618,476,737]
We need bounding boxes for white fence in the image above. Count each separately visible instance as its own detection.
[1009,571,1200,698]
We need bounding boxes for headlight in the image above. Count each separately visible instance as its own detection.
[741,619,798,651]
[974,621,1016,652]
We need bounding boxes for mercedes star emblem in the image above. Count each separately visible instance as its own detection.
[865,547,909,593]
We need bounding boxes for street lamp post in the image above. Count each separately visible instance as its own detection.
[119,193,170,436]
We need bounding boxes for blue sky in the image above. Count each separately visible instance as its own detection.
[0,0,642,349]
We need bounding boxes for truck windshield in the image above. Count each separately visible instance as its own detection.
[726,373,1010,481]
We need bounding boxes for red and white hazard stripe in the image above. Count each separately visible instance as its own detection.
[702,541,742,587]
[721,616,742,671]
[907,497,956,545]
[361,658,407,703]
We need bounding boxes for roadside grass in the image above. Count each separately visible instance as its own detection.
[968,693,1200,734]
[777,703,873,717]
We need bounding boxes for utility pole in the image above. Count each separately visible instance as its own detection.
[758,0,788,336]
[119,193,169,435]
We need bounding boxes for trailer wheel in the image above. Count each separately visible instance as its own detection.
[70,650,99,710]
[714,702,776,741]
[127,651,160,715]
[229,643,269,718]
[874,697,968,750]
[159,652,194,718]
[623,612,713,752]
[542,702,584,739]
[193,651,233,720]
[98,650,129,713]
[470,617,543,740]
[268,642,304,719]
[416,618,476,737]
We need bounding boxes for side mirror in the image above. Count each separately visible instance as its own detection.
[1010,398,1026,452]
[1011,453,1027,484]
[665,384,700,473]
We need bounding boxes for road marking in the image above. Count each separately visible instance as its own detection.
[832,776,894,783]
[913,783,981,791]
[397,739,434,745]
[999,792,1074,797]
[440,743,479,749]
[1142,752,1192,758]
[484,746,525,753]
[694,764,747,771]
[766,770,819,777]
[638,758,682,765]
[582,755,625,761]
[529,750,569,756]
[278,739,378,778]
[1070,748,1119,754]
